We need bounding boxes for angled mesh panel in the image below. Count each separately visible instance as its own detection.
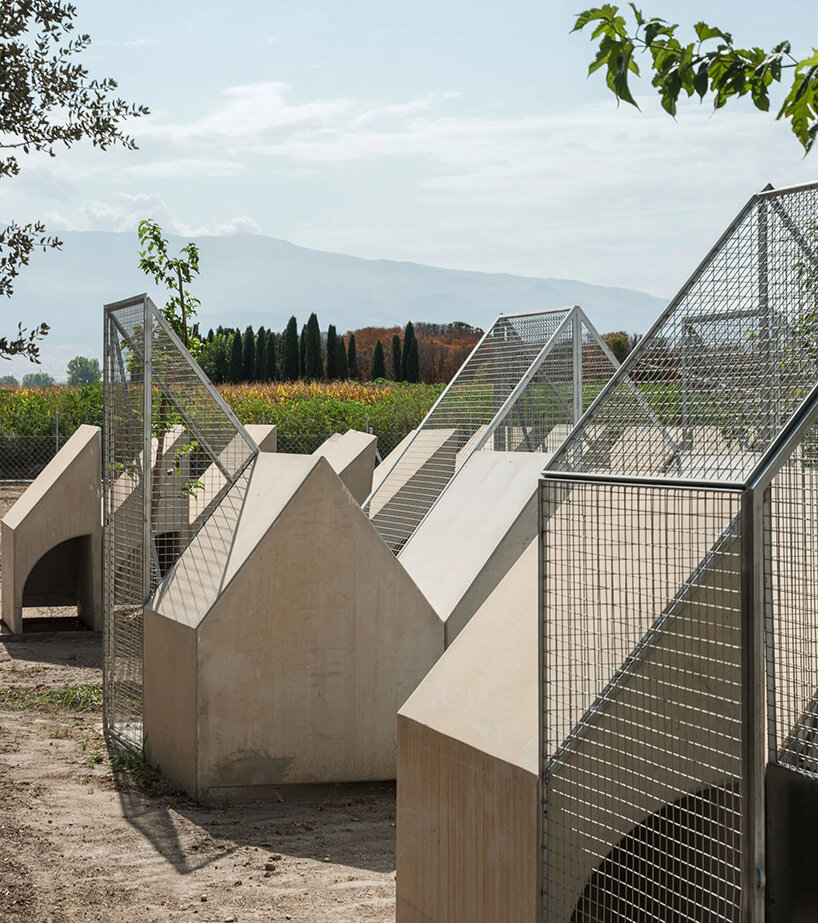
[541,478,744,922]
[103,296,257,748]
[480,315,619,457]
[365,308,588,554]
[548,184,818,482]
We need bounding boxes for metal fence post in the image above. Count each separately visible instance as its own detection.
[55,411,60,454]
[142,297,153,603]
[741,486,767,922]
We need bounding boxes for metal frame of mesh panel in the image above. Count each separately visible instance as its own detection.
[539,182,818,922]
[103,294,257,749]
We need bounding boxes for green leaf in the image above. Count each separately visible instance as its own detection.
[572,6,620,33]
[693,60,709,98]
[694,22,725,43]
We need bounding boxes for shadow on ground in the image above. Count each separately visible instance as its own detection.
[108,740,397,876]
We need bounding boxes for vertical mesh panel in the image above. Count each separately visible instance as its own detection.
[766,418,818,775]
[103,297,257,748]
[541,478,744,922]
[104,299,148,747]
[549,184,818,482]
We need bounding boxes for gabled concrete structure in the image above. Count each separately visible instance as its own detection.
[143,452,444,800]
[312,429,377,504]
[399,451,549,645]
[1,425,102,634]
[396,542,539,922]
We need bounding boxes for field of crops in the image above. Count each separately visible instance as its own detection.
[0,381,443,442]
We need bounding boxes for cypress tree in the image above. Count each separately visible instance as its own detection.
[326,324,338,380]
[299,324,307,378]
[266,332,279,381]
[347,333,358,380]
[405,335,420,382]
[391,333,402,380]
[229,330,243,383]
[401,322,416,380]
[207,328,214,343]
[370,338,386,380]
[283,317,299,381]
[254,327,267,382]
[213,334,229,383]
[305,312,323,380]
[241,325,255,381]
[336,336,348,379]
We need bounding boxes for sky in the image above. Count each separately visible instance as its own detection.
[6,0,818,302]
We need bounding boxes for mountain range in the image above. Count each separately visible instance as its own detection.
[0,229,668,381]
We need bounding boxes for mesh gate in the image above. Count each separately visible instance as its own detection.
[103,295,257,748]
[365,307,619,554]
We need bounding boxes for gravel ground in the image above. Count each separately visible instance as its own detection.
[0,477,398,922]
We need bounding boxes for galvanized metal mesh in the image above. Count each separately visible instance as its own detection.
[549,184,818,482]
[765,418,818,777]
[365,308,618,554]
[541,477,745,922]
[103,295,257,748]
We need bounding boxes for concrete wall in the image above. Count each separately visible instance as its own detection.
[399,451,547,645]
[144,452,445,800]
[1,425,102,634]
[396,542,539,922]
[312,430,377,504]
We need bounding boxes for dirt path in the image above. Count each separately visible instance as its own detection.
[0,638,397,923]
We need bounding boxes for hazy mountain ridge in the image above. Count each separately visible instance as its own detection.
[1,229,667,380]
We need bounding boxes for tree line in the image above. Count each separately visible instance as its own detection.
[197,313,422,385]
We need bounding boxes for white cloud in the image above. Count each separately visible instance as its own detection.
[12,80,814,295]
[46,193,260,237]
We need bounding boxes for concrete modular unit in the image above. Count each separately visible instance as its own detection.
[397,543,539,922]
[1,425,102,634]
[400,451,549,645]
[312,429,377,504]
[144,452,444,800]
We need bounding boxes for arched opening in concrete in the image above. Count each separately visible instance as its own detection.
[572,781,741,923]
[21,534,95,632]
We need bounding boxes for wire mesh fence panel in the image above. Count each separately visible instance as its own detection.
[0,431,64,481]
[364,308,588,554]
[103,296,257,749]
[549,184,818,483]
[541,477,745,923]
[766,418,818,776]
[104,298,148,748]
